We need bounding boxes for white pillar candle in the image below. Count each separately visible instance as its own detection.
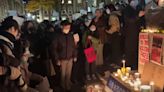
[122,60,126,68]
[149,81,154,92]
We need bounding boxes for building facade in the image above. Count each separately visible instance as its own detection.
[0,0,24,20]
[59,0,92,18]
[59,0,110,17]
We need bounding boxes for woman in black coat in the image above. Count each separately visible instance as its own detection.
[123,5,141,70]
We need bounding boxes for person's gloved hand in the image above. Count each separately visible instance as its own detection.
[9,66,22,80]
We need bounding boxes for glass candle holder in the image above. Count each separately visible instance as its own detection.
[140,85,151,92]
[126,67,131,73]
[134,72,140,79]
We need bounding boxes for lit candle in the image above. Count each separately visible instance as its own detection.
[149,81,154,92]
[134,72,140,79]
[122,60,126,68]
[126,67,131,73]
[114,73,118,77]
[117,69,121,75]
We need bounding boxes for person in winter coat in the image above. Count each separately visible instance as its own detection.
[21,21,37,56]
[105,4,123,66]
[89,9,107,66]
[14,39,51,92]
[50,20,77,91]
[0,16,27,92]
[123,5,141,70]
[82,29,97,81]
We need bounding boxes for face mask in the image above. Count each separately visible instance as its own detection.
[90,25,96,32]
[63,29,70,34]
[28,27,35,34]
[130,0,139,9]
[106,9,111,14]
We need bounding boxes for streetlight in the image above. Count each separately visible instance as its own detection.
[27,13,31,17]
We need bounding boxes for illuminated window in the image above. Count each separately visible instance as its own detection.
[62,10,66,14]
[77,0,82,3]
[61,0,64,4]
[88,7,91,12]
[68,0,72,4]
[69,10,72,14]
[93,0,97,7]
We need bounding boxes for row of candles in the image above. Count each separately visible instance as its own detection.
[113,60,154,92]
[141,29,164,34]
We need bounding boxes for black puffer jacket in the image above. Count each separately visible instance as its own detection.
[50,32,77,60]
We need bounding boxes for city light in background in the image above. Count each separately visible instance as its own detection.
[0,0,111,21]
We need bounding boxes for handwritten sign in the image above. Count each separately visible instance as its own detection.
[107,75,131,92]
[151,35,163,65]
[141,62,164,92]
[139,33,150,64]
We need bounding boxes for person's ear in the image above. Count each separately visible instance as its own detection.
[7,27,15,33]
[10,27,18,32]
[11,27,18,37]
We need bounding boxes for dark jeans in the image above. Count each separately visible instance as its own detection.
[85,61,96,76]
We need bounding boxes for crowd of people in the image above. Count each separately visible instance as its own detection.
[0,0,155,91]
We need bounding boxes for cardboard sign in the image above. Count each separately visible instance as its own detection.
[141,62,164,92]
[72,13,81,20]
[139,33,150,64]
[150,35,163,65]
[138,33,150,74]
[163,37,164,65]
[8,10,17,16]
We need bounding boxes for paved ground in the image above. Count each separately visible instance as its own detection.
[65,63,121,92]
[29,46,123,92]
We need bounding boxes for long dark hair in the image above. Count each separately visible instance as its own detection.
[123,5,137,18]
[0,16,19,31]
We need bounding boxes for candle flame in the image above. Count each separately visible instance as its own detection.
[122,60,126,63]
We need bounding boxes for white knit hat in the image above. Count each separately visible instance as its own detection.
[13,16,24,26]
